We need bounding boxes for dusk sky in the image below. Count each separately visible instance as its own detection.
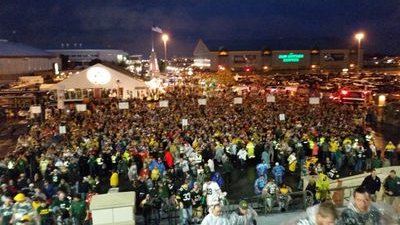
[1,0,399,57]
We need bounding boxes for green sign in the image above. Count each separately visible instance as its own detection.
[278,53,304,63]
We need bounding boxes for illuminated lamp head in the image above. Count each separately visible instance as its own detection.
[86,67,112,85]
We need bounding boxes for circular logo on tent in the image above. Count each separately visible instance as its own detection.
[86,67,111,85]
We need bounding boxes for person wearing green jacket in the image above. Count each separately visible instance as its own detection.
[50,191,71,225]
[36,199,53,225]
[383,170,400,205]
[70,194,88,225]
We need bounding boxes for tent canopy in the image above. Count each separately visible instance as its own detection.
[54,63,146,90]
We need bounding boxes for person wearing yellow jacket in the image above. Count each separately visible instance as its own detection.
[110,170,119,188]
[342,137,352,146]
[329,138,339,161]
[316,172,330,202]
[246,141,255,159]
[384,141,396,165]
[287,152,297,173]
[150,167,160,181]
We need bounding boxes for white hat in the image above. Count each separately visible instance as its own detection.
[275,162,279,166]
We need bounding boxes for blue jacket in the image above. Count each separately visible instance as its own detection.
[254,177,267,195]
[272,165,285,177]
[212,172,224,188]
[256,163,268,178]
[261,151,270,167]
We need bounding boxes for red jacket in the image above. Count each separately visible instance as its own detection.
[164,150,174,168]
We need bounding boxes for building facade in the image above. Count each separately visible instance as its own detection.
[0,40,60,80]
[193,40,362,72]
[46,49,128,68]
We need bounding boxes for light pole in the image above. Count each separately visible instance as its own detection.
[161,33,169,61]
[355,32,364,70]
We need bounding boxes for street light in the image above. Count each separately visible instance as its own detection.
[355,32,365,69]
[161,33,169,61]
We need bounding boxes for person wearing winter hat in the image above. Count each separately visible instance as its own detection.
[11,193,33,225]
[229,200,257,225]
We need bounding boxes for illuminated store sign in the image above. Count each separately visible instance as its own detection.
[278,53,304,63]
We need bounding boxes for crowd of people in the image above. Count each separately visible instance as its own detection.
[0,77,399,225]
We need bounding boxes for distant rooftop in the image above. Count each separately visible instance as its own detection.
[0,39,53,57]
[202,37,352,51]
[46,49,127,52]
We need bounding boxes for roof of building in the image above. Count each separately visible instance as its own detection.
[49,63,147,90]
[0,39,53,57]
[202,37,352,52]
[100,62,145,81]
[46,49,128,54]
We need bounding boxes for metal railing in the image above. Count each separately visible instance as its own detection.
[145,184,384,225]
[154,190,316,224]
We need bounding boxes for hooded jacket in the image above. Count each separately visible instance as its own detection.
[201,213,230,225]
[338,201,381,225]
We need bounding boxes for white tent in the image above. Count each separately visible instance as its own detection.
[50,63,147,99]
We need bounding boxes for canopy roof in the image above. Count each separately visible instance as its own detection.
[52,63,147,90]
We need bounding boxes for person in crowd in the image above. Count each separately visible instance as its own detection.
[202,177,224,208]
[229,200,257,225]
[293,201,338,225]
[384,141,396,166]
[0,197,14,225]
[256,162,268,178]
[50,191,71,225]
[176,182,192,225]
[109,169,119,188]
[383,170,400,206]
[316,173,330,203]
[287,152,297,173]
[140,194,153,225]
[272,162,285,186]
[211,172,224,189]
[237,148,248,171]
[278,183,292,212]
[70,194,88,225]
[222,158,234,185]
[361,169,381,201]
[200,202,230,225]
[262,178,279,213]
[11,193,33,225]
[191,182,203,224]
[254,174,267,196]
[261,149,271,169]
[338,186,381,225]
[36,198,53,225]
